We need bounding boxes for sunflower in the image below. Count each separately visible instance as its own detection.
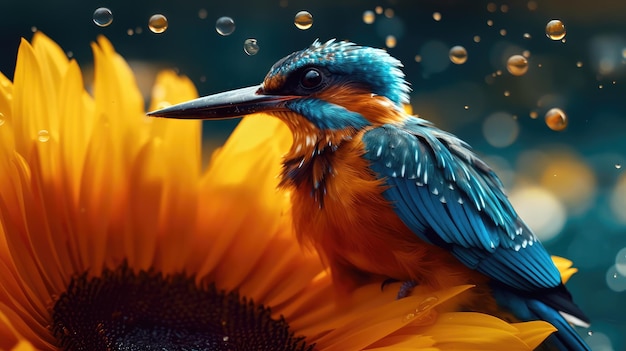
[0,33,557,351]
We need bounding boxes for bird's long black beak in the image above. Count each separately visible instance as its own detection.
[147,85,298,119]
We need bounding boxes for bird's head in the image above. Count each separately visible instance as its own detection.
[148,40,411,136]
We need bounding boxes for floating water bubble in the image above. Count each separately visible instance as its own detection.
[432,12,441,21]
[487,19,493,27]
[216,16,235,35]
[546,19,566,40]
[93,7,113,27]
[606,265,626,292]
[198,9,208,20]
[38,130,50,142]
[385,35,397,48]
[527,1,538,11]
[616,164,623,169]
[522,50,531,58]
[127,28,134,36]
[530,111,538,119]
[482,111,519,148]
[294,11,313,30]
[473,35,481,43]
[243,39,259,55]
[545,108,568,131]
[148,14,168,33]
[464,105,469,110]
[500,4,509,12]
[375,6,383,15]
[523,33,532,39]
[487,3,497,12]
[31,26,37,33]
[449,45,467,64]
[362,10,375,24]
[384,8,394,19]
[507,55,529,76]
[499,29,507,36]
[503,90,510,97]
[414,55,422,62]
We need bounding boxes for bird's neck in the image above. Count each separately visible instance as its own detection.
[278,117,357,205]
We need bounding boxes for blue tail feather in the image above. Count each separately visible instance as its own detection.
[492,285,591,351]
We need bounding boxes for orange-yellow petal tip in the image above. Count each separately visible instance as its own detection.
[551,255,578,284]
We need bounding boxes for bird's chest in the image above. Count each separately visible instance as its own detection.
[286,146,423,280]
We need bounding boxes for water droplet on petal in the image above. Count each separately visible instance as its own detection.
[244,39,259,55]
[545,108,568,131]
[294,11,313,30]
[507,55,529,76]
[38,130,50,142]
[148,14,168,34]
[432,12,442,21]
[402,312,416,322]
[546,19,566,40]
[93,7,113,27]
[418,296,439,311]
[362,10,375,24]
[216,16,235,35]
[449,46,467,64]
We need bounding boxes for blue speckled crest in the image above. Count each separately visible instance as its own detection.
[265,39,411,107]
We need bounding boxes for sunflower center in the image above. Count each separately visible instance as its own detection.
[51,264,313,351]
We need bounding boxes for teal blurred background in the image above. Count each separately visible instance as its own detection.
[1,1,625,349]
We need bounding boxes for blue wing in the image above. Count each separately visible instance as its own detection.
[362,117,561,292]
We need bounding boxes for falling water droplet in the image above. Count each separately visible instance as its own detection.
[38,130,50,142]
[385,35,397,48]
[148,14,168,33]
[93,7,113,27]
[507,55,529,76]
[244,39,259,55]
[449,46,467,64]
[362,10,375,24]
[432,12,442,21]
[545,108,568,131]
[215,16,235,35]
[546,19,566,40]
[294,11,313,30]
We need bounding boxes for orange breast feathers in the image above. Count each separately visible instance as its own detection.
[287,132,488,296]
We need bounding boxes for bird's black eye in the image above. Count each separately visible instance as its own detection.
[300,68,323,89]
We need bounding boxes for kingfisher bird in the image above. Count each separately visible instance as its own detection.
[149,39,591,350]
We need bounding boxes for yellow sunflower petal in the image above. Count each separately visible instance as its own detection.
[552,255,578,284]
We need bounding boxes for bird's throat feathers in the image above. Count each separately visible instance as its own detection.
[277,87,407,204]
